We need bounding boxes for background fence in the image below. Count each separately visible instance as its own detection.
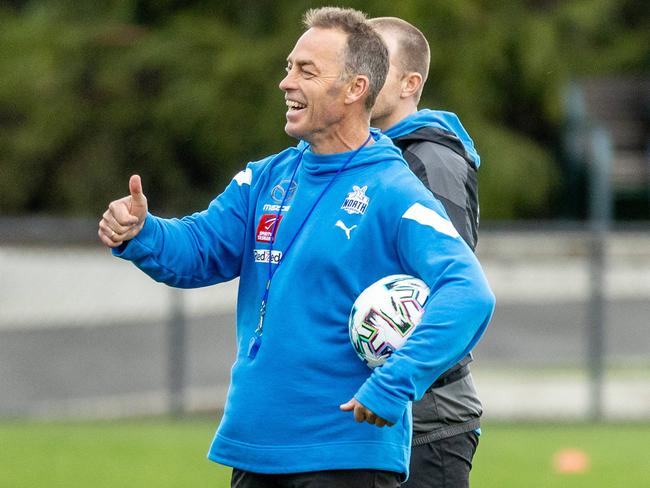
[2,218,648,421]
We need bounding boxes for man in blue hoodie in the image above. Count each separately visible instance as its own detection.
[98,7,494,488]
[370,17,484,488]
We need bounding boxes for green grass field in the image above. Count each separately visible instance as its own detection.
[1,419,648,487]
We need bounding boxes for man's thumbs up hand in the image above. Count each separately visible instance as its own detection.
[98,175,148,248]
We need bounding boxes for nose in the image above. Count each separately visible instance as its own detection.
[279,69,296,92]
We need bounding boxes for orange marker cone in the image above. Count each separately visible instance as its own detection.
[553,448,590,474]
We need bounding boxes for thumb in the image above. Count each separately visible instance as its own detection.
[128,174,148,217]
[339,399,356,411]
[129,174,144,202]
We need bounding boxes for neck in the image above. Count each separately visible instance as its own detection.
[372,103,418,132]
[308,119,372,154]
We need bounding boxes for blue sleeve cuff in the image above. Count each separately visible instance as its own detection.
[111,213,158,260]
[354,377,409,425]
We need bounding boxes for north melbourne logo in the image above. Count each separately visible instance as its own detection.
[341,185,369,215]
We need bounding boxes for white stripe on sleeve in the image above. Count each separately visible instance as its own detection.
[402,203,460,238]
[233,168,252,186]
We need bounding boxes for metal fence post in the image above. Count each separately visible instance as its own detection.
[587,125,612,421]
[168,287,186,417]
[562,81,587,217]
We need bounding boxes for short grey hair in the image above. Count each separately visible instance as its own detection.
[303,7,389,111]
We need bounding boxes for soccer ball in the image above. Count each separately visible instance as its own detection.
[349,274,430,368]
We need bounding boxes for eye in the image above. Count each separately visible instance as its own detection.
[285,63,316,78]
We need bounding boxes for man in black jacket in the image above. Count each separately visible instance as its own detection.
[370,17,483,488]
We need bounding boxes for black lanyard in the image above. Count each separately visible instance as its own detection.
[248,134,373,359]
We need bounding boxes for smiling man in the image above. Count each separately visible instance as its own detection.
[98,7,494,488]
[280,12,387,154]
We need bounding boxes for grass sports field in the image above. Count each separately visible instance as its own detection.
[1,419,648,487]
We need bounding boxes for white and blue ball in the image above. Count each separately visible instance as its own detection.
[349,274,430,368]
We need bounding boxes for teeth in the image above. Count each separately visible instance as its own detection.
[286,100,306,110]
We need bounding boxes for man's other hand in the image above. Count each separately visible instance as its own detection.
[340,398,394,428]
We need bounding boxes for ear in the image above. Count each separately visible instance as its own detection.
[400,72,423,99]
[344,75,370,105]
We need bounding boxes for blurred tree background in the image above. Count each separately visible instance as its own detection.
[0,0,648,219]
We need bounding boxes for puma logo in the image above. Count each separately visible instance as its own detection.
[335,220,357,240]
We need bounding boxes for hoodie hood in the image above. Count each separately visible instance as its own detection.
[297,128,406,176]
[381,109,481,168]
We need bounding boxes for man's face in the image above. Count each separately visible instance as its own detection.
[370,32,403,126]
[279,27,350,143]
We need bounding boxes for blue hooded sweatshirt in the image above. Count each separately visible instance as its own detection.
[113,129,494,479]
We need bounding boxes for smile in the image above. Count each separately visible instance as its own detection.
[286,99,307,111]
